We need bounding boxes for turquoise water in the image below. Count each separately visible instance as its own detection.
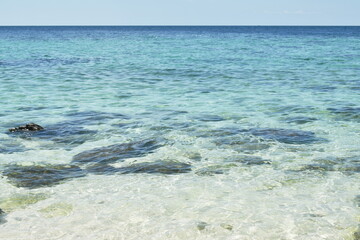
[0,26,359,239]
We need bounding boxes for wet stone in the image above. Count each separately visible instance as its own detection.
[0,208,4,215]
[244,128,325,144]
[327,106,360,122]
[3,164,86,189]
[72,139,163,165]
[9,123,44,132]
[118,160,192,175]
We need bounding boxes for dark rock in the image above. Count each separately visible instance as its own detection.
[72,139,163,165]
[244,128,325,144]
[9,123,44,132]
[354,227,360,240]
[196,221,209,231]
[118,160,192,174]
[220,223,233,231]
[299,156,360,174]
[214,135,271,153]
[195,164,237,176]
[227,155,271,165]
[299,164,334,172]
[85,164,121,175]
[7,111,128,148]
[8,122,97,147]
[195,168,224,176]
[283,116,318,125]
[195,127,239,138]
[354,195,360,207]
[327,106,360,122]
[0,208,5,224]
[3,164,86,189]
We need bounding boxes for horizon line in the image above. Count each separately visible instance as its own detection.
[0,24,359,27]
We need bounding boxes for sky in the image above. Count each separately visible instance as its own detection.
[0,0,359,26]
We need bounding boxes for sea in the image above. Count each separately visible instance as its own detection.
[0,26,359,240]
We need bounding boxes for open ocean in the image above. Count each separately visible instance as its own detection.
[0,26,359,240]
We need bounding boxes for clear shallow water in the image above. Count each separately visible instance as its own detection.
[0,26,359,239]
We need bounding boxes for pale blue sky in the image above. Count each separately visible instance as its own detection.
[0,0,359,26]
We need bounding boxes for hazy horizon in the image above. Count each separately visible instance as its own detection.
[1,0,359,26]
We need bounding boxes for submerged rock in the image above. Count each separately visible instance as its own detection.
[299,164,334,172]
[227,155,271,165]
[39,202,73,218]
[220,223,233,231]
[72,139,163,165]
[354,195,360,207]
[214,135,271,153]
[283,116,317,125]
[7,111,128,148]
[0,208,5,224]
[298,156,360,174]
[9,123,44,132]
[8,122,97,147]
[3,164,86,189]
[85,164,121,175]
[118,160,192,174]
[0,193,48,212]
[194,127,239,138]
[196,221,209,231]
[354,226,360,240]
[195,164,237,176]
[245,128,325,144]
[328,106,360,122]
